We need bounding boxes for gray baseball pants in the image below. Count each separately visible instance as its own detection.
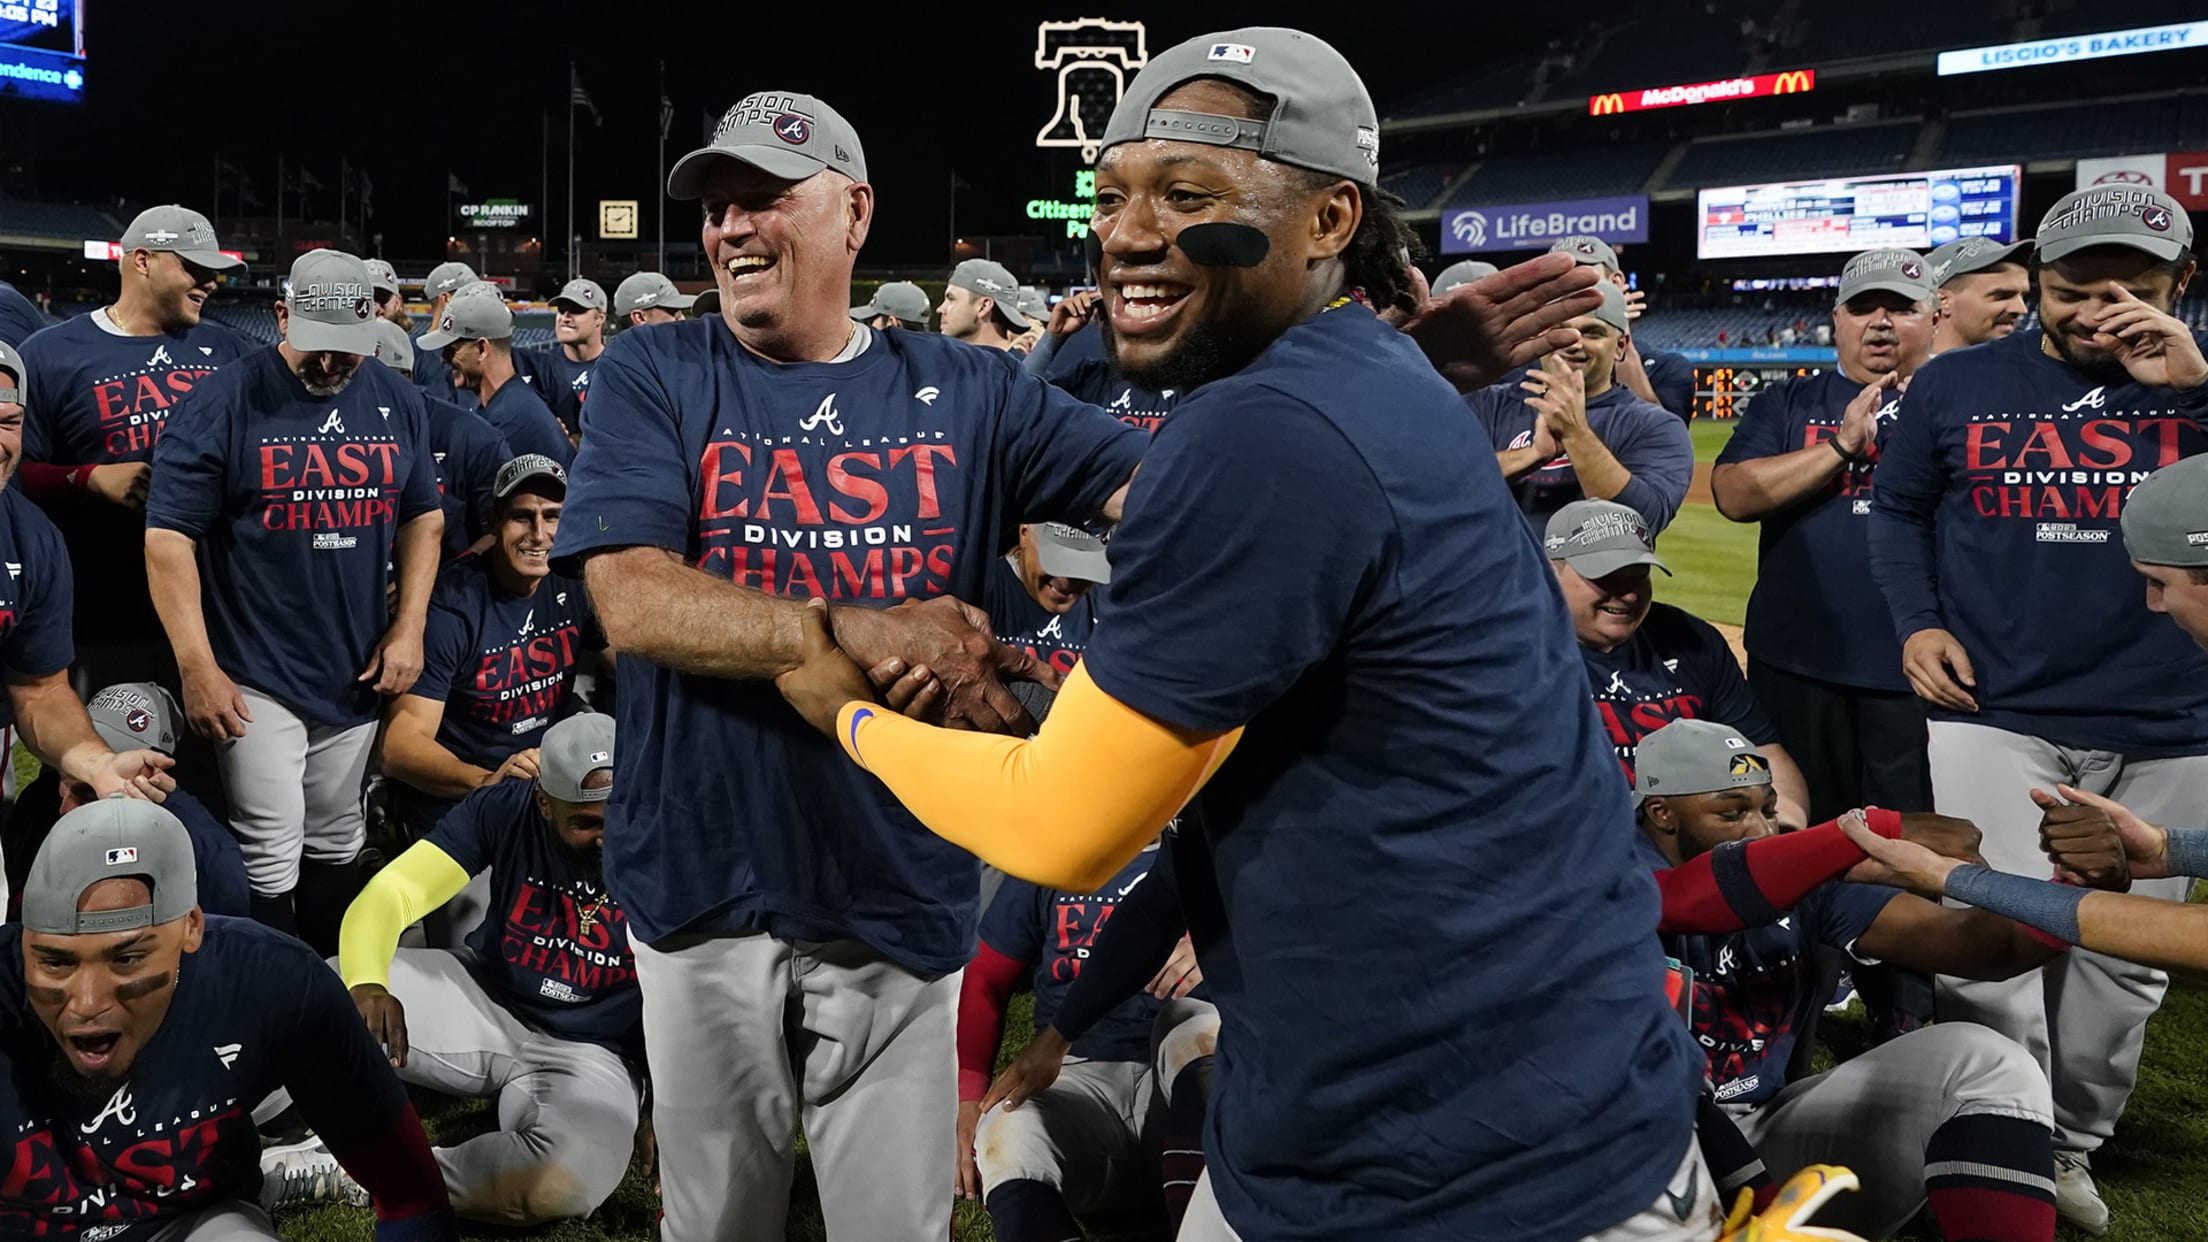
[143,1202,281,1240]
[1926,721,2205,1152]
[219,687,375,896]
[629,929,960,1242]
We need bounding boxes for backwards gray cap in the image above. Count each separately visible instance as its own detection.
[119,205,243,271]
[1836,248,1936,308]
[284,249,381,355]
[615,271,696,317]
[669,91,868,198]
[0,339,23,391]
[372,319,415,372]
[850,281,931,326]
[425,261,480,297]
[1927,236,2033,287]
[494,453,568,500]
[1432,260,1499,296]
[2121,455,2208,568]
[540,713,615,804]
[949,260,1031,329]
[416,293,514,351]
[1034,523,1111,584]
[1544,499,1671,580]
[1633,719,1771,806]
[1550,235,1620,271]
[87,683,182,756]
[551,278,608,313]
[24,800,198,935]
[362,258,401,297]
[1101,28,1380,186]
[2037,186,2194,263]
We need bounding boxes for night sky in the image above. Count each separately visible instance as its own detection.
[21,1,1530,266]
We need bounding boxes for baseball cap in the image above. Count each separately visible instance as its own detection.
[1836,249,1935,307]
[362,258,401,297]
[118,205,242,272]
[550,278,609,313]
[425,261,481,297]
[416,293,514,351]
[1632,719,1771,806]
[1550,235,1620,271]
[669,91,868,198]
[87,683,182,756]
[615,271,696,317]
[23,800,198,935]
[371,320,414,372]
[0,338,24,391]
[850,281,931,326]
[1543,499,1671,579]
[2038,186,2193,263]
[2120,455,2208,568]
[494,453,568,500]
[1581,282,1630,333]
[949,260,1031,329]
[1102,28,1380,186]
[1018,287,1051,324]
[1432,259,1498,296]
[283,249,381,356]
[1927,236,2032,287]
[1034,523,1111,584]
[693,288,722,316]
[539,713,615,804]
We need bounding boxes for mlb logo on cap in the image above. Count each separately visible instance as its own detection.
[105,847,139,866]
[589,750,610,764]
[1208,42,1255,62]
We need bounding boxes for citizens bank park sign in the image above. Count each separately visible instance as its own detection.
[1589,69,1814,116]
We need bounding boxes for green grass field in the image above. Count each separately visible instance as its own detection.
[276,417,2208,1240]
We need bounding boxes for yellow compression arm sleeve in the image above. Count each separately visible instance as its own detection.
[337,840,472,991]
[836,662,1242,892]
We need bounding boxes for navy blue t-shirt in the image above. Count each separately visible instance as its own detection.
[0,485,75,730]
[146,348,442,727]
[518,348,594,437]
[1654,846,1900,1105]
[412,326,477,410]
[1869,331,2208,753]
[1467,379,1694,533]
[1047,358,1181,436]
[1082,305,1698,1242]
[551,321,1145,970]
[422,391,510,560]
[1581,602,1779,786]
[1716,368,1908,691]
[411,557,601,768]
[979,848,1161,1064]
[428,779,641,1056]
[984,555,1098,679]
[480,379,573,468]
[18,311,258,646]
[1641,346,1696,420]
[0,918,433,1238]
[0,282,46,348]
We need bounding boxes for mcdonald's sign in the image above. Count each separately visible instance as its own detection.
[1587,68,1816,115]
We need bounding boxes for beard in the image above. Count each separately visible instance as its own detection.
[1100,313,1268,395]
[563,842,606,886]
[2044,327,2132,385]
[47,1045,123,1102]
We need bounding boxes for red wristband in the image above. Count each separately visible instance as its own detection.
[1866,807,1902,840]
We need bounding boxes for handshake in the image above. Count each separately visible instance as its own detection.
[1837,790,2158,897]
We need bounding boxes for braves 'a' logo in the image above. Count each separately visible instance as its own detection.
[774,113,812,145]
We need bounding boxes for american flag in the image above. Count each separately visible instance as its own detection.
[571,65,601,127]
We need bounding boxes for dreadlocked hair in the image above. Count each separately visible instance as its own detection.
[1285,166,1424,316]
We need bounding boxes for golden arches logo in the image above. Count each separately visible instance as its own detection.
[1589,92,1627,116]
[1771,70,1814,94]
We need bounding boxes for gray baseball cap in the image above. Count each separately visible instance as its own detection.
[1102,28,1380,186]
[615,272,696,317]
[1927,236,2032,287]
[1550,235,1620,271]
[2037,186,2193,263]
[284,249,381,355]
[1432,260,1499,296]
[1581,282,1630,334]
[1543,499,1671,580]
[425,261,481,297]
[1018,287,1051,324]
[850,281,931,326]
[362,258,401,297]
[692,288,722,317]
[540,713,615,804]
[119,205,242,272]
[417,293,514,351]
[551,278,609,313]
[949,260,1030,329]
[2121,455,2208,568]
[1034,523,1111,584]
[0,339,23,390]
[494,453,568,500]
[669,91,868,198]
[1836,248,1935,308]
[23,800,199,935]
[1633,719,1771,806]
[371,320,414,372]
[87,683,182,756]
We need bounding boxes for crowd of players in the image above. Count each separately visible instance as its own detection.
[0,21,2204,1242]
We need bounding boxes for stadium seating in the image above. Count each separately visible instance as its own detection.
[1385,53,1547,120]
[1545,7,1756,96]
[2035,0,2202,37]
[1444,145,1668,208]
[1662,123,1917,191]
[1779,0,2017,61]
[1380,161,1460,211]
[1939,95,2208,166]
[200,305,281,346]
[0,202,125,246]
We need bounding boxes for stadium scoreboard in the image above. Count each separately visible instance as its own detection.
[0,0,83,103]
[1697,165,2021,260]
[1694,364,1823,421]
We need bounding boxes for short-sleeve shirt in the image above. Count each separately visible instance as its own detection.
[410,556,601,768]
[1715,368,1908,691]
[1641,346,1696,420]
[978,848,1161,1063]
[1467,379,1694,533]
[146,348,442,727]
[550,320,1145,971]
[1080,305,1699,1242]
[0,282,47,348]
[412,327,477,410]
[479,378,573,467]
[428,779,641,1056]
[1580,602,1779,785]
[0,486,74,730]
[518,348,594,436]
[421,390,511,561]
[984,555,1098,678]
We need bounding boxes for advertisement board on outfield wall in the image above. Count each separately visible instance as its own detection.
[1441,195,1648,255]
[2075,153,2208,212]
[1588,70,1813,116]
[1938,21,2207,76]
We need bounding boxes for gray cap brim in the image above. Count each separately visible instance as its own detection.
[1937,240,2032,283]
[549,297,600,312]
[667,147,827,199]
[1037,541,1111,584]
[1839,279,1935,305]
[414,326,465,352]
[2038,233,2188,264]
[654,290,698,310]
[850,303,879,321]
[288,316,380,355]
[1563,548,1672,580]
[176,248,244,272]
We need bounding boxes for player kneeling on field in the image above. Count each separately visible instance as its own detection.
[2,800,457,1238]
[1638,719,2069,1242]
[337,714,643,1226]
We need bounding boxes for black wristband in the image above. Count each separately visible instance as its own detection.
[1829,437,1863,465]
